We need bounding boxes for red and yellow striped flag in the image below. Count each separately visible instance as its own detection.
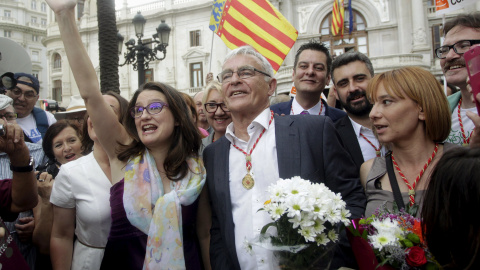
[209,0,298,72]
[331,0,344,37]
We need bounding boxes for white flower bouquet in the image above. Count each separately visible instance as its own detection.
[248,176,351,269]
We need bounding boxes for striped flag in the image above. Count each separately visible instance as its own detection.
[209,0,298,72]
[331,0,344,37]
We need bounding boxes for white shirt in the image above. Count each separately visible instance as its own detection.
[446,106,476,145]
[16,110,57,144]
[50,152,112,270]
[349,117,386,162]
[225,108,280,270]
[291,96,325,115]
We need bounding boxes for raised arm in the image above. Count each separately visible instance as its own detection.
[45,0,131,158]
[0,120,38,212]
[50,205,76,269]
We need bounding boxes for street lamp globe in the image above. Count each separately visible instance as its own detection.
[132,11,146,38]
[156,20,171,46]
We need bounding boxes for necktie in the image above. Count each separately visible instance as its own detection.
[300,110,309,115]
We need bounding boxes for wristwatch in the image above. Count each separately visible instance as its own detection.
[10,156,35,173]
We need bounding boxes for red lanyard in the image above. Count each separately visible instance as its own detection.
[391,143,439,206]
[231,110,274,189]
[360,132,381,157]
[457,98,472,146]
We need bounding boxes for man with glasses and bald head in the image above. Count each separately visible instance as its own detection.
[436,12,480,146]
[4,73,56,144]
[203,45,365,270]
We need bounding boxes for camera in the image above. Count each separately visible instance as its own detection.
[36,159,60,179]
[0,124,4,137]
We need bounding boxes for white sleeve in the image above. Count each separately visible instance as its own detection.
[50,166,75,208]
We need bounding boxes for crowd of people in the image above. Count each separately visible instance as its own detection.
[0,0,479,269]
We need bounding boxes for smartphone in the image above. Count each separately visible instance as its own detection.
[464,46,480,115]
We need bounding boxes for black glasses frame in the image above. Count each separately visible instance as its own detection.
[130,102,169,118]
[204,102,230,113]
[435,39,480,59]
[217,66,271,83]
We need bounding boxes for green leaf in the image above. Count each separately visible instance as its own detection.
[260,222,277,235]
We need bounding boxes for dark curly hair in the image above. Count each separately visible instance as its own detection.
[42,120,82,160]
[117,82,201,181]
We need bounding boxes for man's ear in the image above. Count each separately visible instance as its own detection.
[268,78,277,97]
[332,86,339,100]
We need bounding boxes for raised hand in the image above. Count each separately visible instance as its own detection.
[44,0,77,14]
[0,119,26,156]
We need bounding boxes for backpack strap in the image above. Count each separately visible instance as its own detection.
[32,107,49,139]
[385,151,406,210]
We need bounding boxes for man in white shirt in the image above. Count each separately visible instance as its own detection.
[204,46,365,270]
[270,41,346,122]
[332,52,384,171]
[437,13,480,145]
[5,73,56,144]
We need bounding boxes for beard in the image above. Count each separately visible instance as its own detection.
[339,90,372,116]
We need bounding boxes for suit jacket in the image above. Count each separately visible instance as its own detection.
[334,115,364,172]
[204,115,366,269]
[270,98,346,123]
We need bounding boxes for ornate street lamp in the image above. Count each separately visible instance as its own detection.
[118,11,171,86]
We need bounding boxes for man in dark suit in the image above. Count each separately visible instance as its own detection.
[270,41,345,122]
[204,46,366,270]
[332,52,383,172]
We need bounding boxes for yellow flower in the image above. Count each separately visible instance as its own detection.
[264,199,272,205]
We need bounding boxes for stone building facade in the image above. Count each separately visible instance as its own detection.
[40,0,480,105]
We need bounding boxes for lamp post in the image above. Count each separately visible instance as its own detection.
[118,11,171,87]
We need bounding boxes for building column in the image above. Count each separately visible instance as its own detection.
[411,0,429,52]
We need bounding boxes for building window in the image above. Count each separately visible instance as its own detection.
[33,73,39,79]
[4,30,11,38]
[53,53,62,69]
[4,10,11,17]
[145,69,154,83]
[41,18,47,26]
[319,9,368,58]
[432,24,444,58]
[77,0,85,20]
[190,62,203,87]
[32,35,39,42]
[32,51,39,62]
[31,17,37,24]
[190,30,201,47]
[31,0,37,10]
[41,2,47,12]
[52,80,62,101]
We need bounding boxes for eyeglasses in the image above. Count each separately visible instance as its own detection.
[0,72,16,90]
[204,102,230,113]
[435,40,480,59]
[217,66,271,83]
[130,102,169,118]
[0,112,17,121]
[9,87,38,100]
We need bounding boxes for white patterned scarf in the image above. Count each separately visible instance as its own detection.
[123,150,206,269]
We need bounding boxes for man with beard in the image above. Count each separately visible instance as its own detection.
[332,52,384,171]
[437,13,480,146]
[271,41,345,122]
[5,73,56,144]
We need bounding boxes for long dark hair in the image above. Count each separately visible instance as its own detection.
[422,147,480,269]
[81,91,129,154]
[42,120,82,160]
[117,82,201,181]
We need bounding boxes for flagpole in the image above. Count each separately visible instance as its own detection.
[209,30,214,73]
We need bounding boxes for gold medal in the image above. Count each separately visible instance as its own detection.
[242,173,254,189]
